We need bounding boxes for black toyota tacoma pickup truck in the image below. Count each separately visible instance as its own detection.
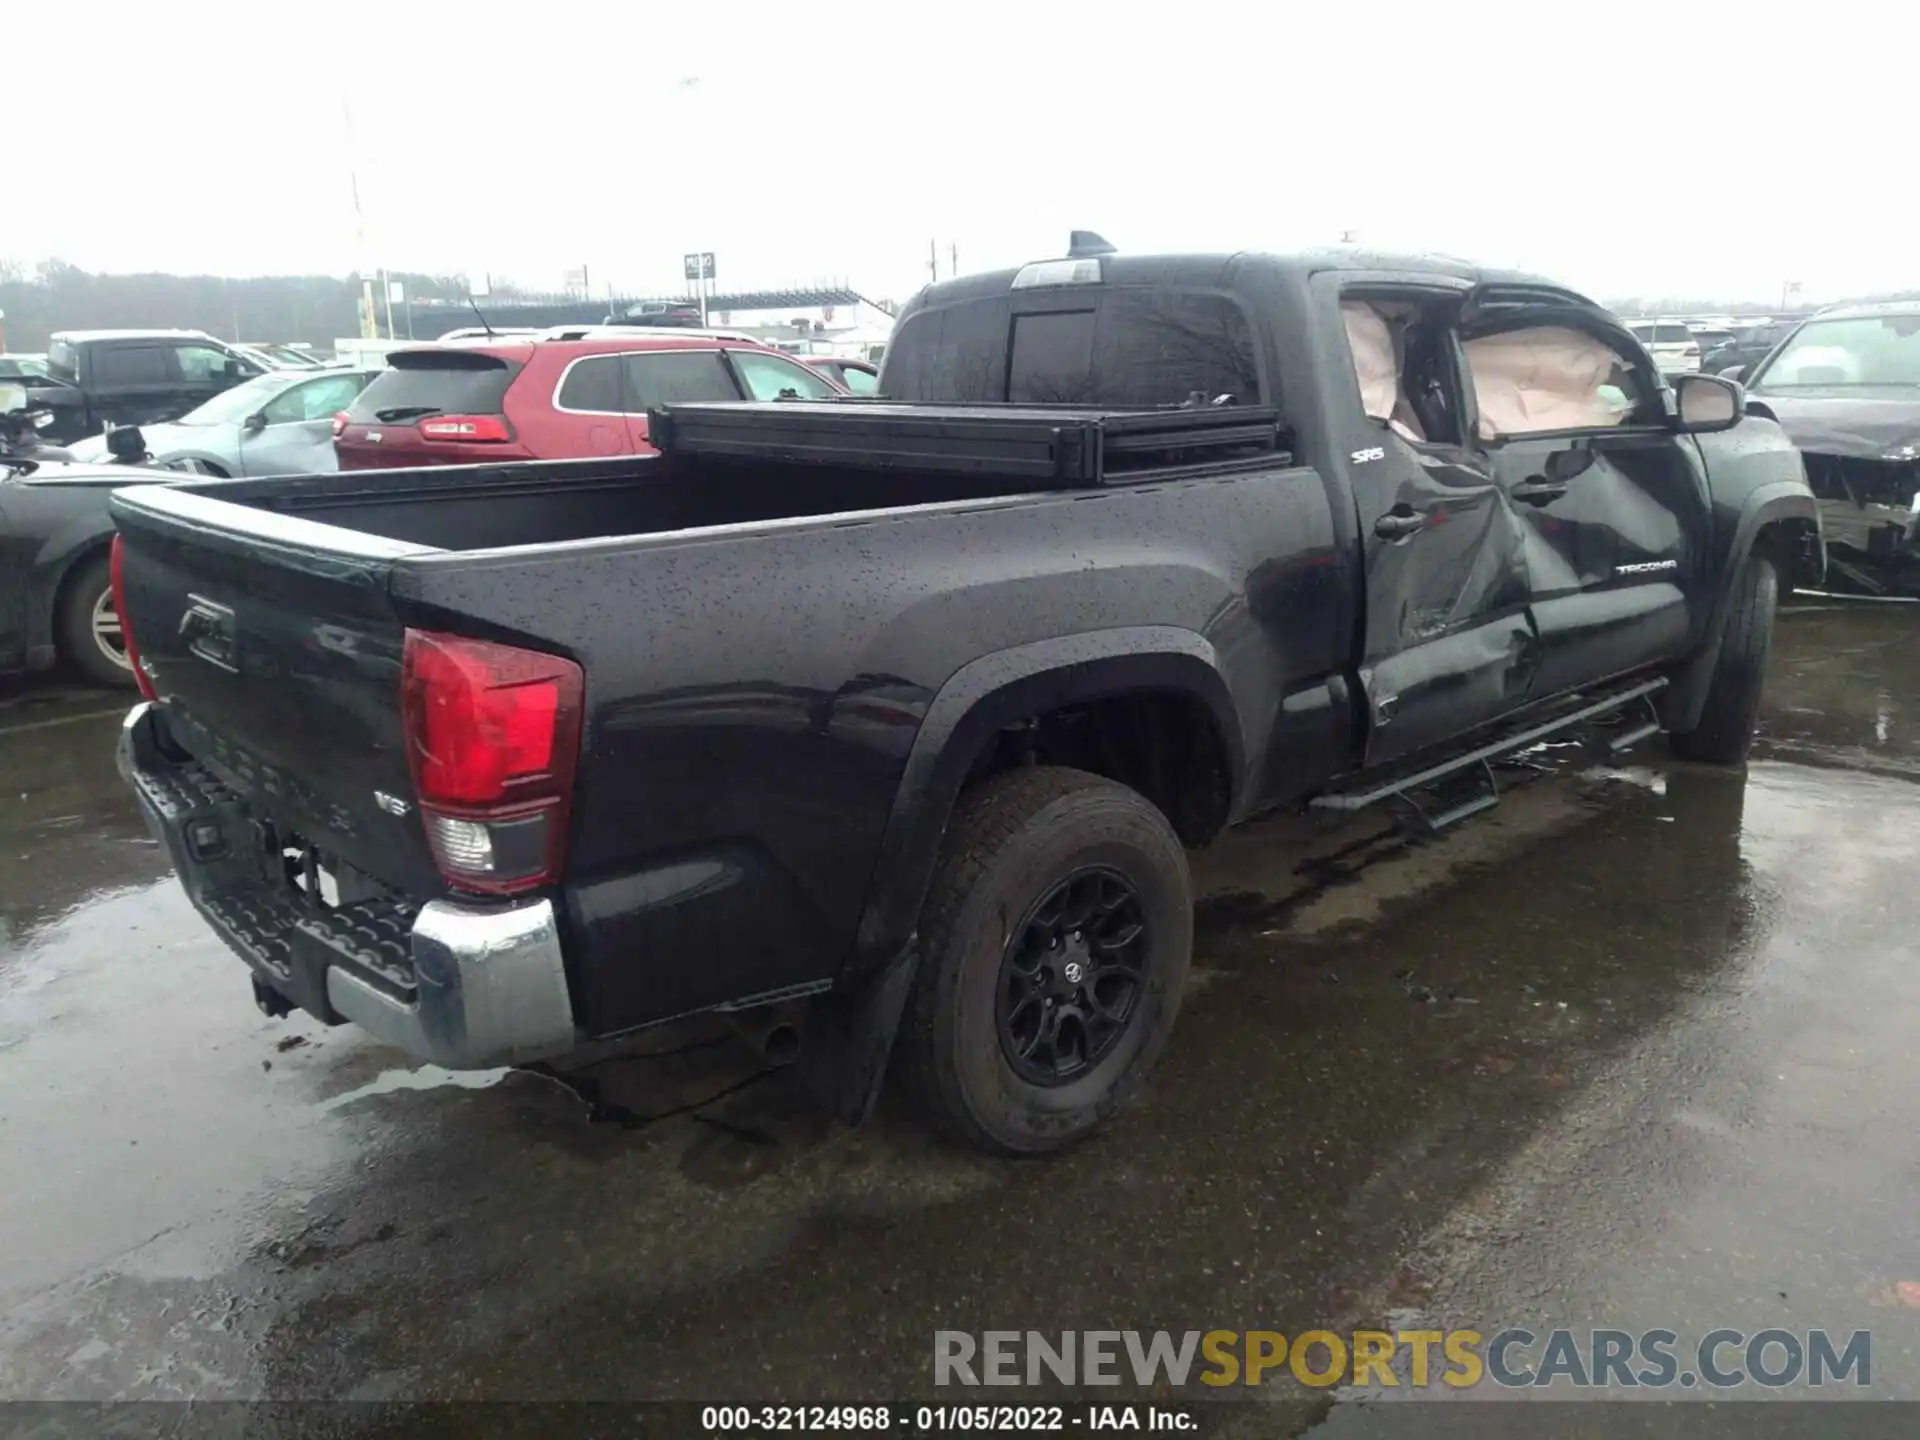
[110,245,1821,1154]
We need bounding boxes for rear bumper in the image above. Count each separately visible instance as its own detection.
[118,701,578,1068]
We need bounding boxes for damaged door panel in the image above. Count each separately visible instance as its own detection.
[1458,303,1709,693]
[1338,288,1539,765]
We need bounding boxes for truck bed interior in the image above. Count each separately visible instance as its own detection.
[165,400,1289,554]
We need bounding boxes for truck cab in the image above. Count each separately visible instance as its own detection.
[39,330,265,443]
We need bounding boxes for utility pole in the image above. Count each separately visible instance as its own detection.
[345,96,376,339]
[929,238,938,283]
[951,242,958,279]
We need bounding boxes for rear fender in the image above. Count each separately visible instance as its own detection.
[851,626,1244,972]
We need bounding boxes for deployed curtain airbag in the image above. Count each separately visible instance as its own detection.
[1463,326,1635,438]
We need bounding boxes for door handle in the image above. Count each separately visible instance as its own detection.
[1374,510,1428,539]
[1511,477,1568,506]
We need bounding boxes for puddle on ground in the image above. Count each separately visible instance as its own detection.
[318,1064,511,1112]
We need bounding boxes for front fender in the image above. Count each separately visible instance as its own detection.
[1661,479,1818,734]
[850,626,1243,969]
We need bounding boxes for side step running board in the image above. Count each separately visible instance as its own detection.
[1310,676,1669,831]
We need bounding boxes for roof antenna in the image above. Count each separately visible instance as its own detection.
[1068,230,1117,259]
[466,272,496,338]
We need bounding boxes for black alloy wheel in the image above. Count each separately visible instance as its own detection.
[997,867,1149,1086]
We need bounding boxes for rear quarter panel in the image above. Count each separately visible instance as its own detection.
[395,468,1342,1035]
[504,350,627,459]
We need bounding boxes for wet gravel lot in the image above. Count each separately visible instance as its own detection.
[2,601,1917,1433]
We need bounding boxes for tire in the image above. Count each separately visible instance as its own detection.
[1669,551,1778,764]
[897,766,1193,1155]
[55,553,137,689]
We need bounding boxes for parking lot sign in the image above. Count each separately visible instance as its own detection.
[684,252,716,282]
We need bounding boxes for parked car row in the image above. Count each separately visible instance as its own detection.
[1702,319,1802,375]
[334,330,852,468]
[69,367,380,477]
[1,325,870,691]
[1616,316,1814,380]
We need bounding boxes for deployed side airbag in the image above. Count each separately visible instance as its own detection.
[1463,327,1635,439]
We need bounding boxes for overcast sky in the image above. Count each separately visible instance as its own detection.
[10,2,1908,303]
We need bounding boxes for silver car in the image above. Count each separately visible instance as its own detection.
[69,367,377,477]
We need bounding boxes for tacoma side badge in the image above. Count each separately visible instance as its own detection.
[373,791,411,817]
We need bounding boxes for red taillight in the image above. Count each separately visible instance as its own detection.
[331,410,349,439]
[417,414,512,442]
[400,630,583,896]
[109,535,158,701]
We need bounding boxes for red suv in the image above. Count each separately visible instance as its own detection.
[333,332,846,469]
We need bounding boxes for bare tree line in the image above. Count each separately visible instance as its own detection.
[0,261,488,351]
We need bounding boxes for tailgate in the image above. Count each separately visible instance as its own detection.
[111,486,444,896]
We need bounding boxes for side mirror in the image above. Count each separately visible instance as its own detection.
[243,411,268,433]
[222,360,242,379]
[1674,373,1744,434]
[105,425,148,463]
[1718,363,1748,383]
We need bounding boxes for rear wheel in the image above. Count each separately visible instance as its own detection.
[56,553,137,689]
[1670,552,1778,764]
[897,767,1192,1154]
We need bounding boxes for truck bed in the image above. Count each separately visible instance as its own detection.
[109,400,1340,1040]
[161,400,1290,554]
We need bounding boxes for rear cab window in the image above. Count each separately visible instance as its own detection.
[884,289,1263,408]
[92,345,173,387]
[347,350,524,422]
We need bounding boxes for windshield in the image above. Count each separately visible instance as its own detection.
[175,372,298,425]
[0,357,50,379]
[1751,315,1920,391]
